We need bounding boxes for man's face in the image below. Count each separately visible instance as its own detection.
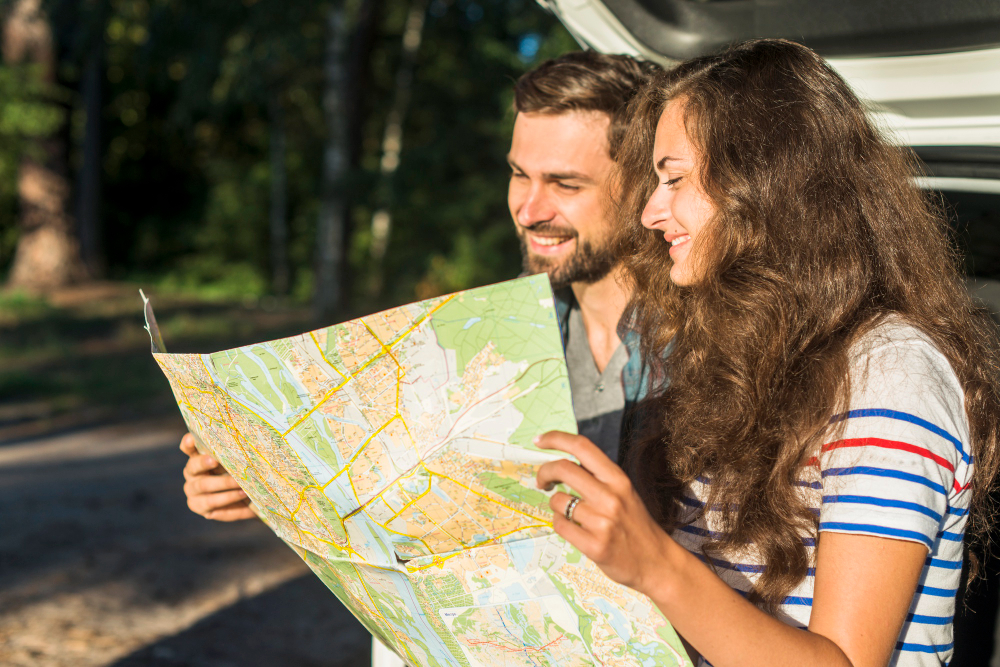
[507,110,617,289]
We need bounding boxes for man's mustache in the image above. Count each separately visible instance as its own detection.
[518,222,579,238]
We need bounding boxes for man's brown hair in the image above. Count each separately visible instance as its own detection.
[513,51,659,160]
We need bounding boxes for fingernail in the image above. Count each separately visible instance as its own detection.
[206,457,217,467]
[533,435,541,444]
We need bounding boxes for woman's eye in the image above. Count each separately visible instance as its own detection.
[664,177,682,187]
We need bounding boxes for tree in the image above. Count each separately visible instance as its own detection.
[75,0,104,275]
[313,3,351,323]
[367,0,428,298]
[2,0,86,290]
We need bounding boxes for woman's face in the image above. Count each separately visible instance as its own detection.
[640,101,716,287]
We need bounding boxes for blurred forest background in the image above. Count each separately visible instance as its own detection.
[0,0,577,437]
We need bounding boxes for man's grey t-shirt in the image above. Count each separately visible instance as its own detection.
[564,304,629,462]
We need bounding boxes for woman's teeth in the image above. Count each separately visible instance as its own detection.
[670,234,691,246]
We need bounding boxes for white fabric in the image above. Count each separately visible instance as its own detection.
[673,320,971,666]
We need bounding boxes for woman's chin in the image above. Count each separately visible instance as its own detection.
[669,263,695,287]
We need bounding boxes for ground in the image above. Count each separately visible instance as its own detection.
[0,283,372,666]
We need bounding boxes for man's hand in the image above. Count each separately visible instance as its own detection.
[180,433,256,521]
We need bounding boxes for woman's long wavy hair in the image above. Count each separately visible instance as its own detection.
[615,39,1000,609]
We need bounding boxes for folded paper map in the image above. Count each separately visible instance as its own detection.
[145,275,689,667]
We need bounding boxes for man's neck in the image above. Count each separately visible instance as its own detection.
[570,266,631,373]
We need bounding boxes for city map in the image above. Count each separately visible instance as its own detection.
[146,275,690,667]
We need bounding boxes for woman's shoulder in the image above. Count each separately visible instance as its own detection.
[844,315,969,461]
[850,316,960,391]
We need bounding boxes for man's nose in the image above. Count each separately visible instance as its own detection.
[516,184,555,228]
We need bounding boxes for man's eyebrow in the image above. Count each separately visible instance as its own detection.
[543,171,593,183]
[655,156,679,171]
[506,158,594,183]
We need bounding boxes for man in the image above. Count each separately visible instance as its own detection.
[179,51,659,664]
[181,50,658,517]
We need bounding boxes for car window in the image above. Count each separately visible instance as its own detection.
[939,189,1000,321]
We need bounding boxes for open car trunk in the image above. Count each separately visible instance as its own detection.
[538,0,1000,302]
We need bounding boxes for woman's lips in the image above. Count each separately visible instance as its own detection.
[667,233,691,257]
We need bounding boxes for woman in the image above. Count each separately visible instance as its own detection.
[535,39,1000,667]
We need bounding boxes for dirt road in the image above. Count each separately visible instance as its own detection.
[0,417,371,667]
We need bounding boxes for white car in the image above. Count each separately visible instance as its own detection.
[536,1,1000,665]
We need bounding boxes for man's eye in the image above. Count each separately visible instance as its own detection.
[556,182,580,192]
[511,171,527,179]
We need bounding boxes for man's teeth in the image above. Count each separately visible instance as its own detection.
[534,236,571,247]
[670,234,691,246]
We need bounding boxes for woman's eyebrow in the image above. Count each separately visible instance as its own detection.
[655,156,679,171]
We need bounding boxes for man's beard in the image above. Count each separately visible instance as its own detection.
[518,224,617,290]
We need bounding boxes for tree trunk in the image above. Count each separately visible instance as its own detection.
[77,3,104,276]
[269,96,289,296]
[3,0,86,291]
[313,4,350,323]
[368,0,428,297]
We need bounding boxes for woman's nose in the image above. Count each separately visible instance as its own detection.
[640,188,670,230]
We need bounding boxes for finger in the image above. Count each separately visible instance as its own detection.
[549,491,597,525]
[183,453,221,479]
[206,499,256,522]
[187,473,243,495]
[536,459,615,505]
[179,433,198,456]
[551,511,601,555]
[189,488,249,515]
[534,431,626,485]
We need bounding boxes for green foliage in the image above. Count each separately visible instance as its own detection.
[0,63,68,271]
[1,0,577,309]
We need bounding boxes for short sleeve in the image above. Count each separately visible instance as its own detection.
[818,324,971,552]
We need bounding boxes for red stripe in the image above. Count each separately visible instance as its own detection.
[823,438,965,494]
[822,438,955,472]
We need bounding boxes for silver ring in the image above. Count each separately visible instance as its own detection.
[564,496,581,522]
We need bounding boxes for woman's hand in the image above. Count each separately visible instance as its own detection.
[534,430,674,596]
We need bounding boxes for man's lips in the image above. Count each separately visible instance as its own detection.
[525,231,575,256]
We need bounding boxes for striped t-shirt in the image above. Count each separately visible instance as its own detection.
[671,320,971,666]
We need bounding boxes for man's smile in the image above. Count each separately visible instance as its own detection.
[524,230,577,256]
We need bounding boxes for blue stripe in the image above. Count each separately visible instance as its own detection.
[819,522,933,548]
[833,408,969,465]
[678,525,725,540]
[795,480,823,490]
[822,494,942,522]
[938,530,963,542]
[916,584,958,597]
[734,587,813,607]
[926,556,962,570]
[678,524,816,547]
[822,466,947,496]
[906,613,952,626]
[782,596,813,606]
[680,495,705,509]
[947,505,969,516]
[895,641,953,653]
[698,553,816,576]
